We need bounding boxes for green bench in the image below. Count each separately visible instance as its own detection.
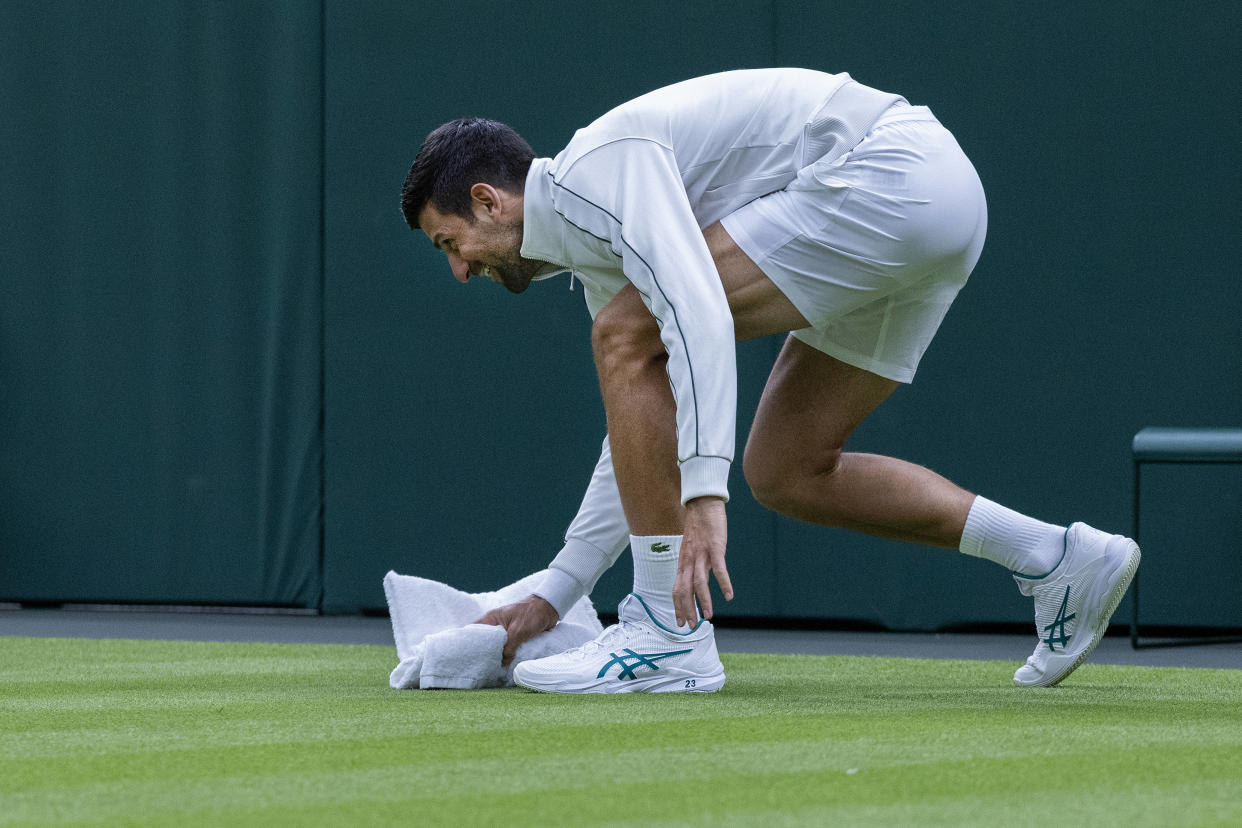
[1131,427,1242,648]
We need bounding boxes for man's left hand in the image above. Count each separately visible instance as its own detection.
[674,496,733,628]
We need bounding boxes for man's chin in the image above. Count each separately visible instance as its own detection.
[500,271,537,294]
[495,257,545,294]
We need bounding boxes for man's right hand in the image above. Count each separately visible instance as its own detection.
[675,496,732,628]
[474,594,560,665]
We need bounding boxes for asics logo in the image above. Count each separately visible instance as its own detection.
[597,648,692,680]
[650,543,671,553]
[1043,586,1076,652]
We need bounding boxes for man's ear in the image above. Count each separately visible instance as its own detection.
[469,183,502,219]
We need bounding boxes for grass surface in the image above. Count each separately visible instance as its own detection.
[2,636,1240,827]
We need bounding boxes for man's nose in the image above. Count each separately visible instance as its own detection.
[447,252,470,283]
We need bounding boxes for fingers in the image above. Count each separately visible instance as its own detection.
[694,550,714,621]
[474,608,503,626]
[674,551,722,624]
[677,497,733,625]
[674,557,696,629]
[674,545,736,627]
[713,548,734,603]
[483,596,563,666]
[473,603,518,664]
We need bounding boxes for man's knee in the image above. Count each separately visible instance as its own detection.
[743,440,843,515]
[591,288,664,377]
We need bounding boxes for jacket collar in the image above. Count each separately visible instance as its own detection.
[520,157,570,279]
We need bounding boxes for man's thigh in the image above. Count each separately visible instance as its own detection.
[744,336,899,475]
[702,221,808,342]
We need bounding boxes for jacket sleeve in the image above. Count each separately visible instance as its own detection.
[533,434,631,618]
[553,138,736,503]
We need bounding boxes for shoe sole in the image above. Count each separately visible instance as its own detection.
[514,671,726,695]
[1015,537,1141,688]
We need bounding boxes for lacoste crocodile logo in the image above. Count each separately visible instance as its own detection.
[650,542,671,553]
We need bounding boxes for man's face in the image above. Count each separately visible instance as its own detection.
[418,185,542,294]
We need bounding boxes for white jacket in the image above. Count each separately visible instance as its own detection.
[525,69,904,615]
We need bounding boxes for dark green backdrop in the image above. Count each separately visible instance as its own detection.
[1,2,324,606]
[3,2,1239,629]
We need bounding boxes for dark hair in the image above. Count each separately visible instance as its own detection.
[401,118,534,228]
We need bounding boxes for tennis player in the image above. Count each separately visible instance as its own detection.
[401,68,1140,693]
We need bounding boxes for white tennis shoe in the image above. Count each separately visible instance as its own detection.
[1013,522,1141,687]
[513,593,725,694]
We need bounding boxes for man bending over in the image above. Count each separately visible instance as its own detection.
[401,68,1140,693]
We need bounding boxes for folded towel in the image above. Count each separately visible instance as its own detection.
[383,570,603,690]
[419,624,509,689]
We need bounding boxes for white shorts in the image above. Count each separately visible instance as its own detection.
[721,104,987,382]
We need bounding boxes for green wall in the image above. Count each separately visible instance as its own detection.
[3,2,1239,629]
[1,2,324,606]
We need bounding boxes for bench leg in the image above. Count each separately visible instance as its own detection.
[1131,461,1140,648]
[1130,458,1242,648]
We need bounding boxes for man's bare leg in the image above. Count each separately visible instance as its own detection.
[742,338,974,547]
[705,220,978,545]
[590,301,682,536]
[591,291,714,629]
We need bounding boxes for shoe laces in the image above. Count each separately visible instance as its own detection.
[564,620,644,657]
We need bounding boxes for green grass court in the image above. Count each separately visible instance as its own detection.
[3,636,1240,826]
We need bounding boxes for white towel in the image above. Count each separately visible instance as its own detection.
[383,569,603,689]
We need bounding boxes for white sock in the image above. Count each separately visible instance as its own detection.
[959,496,1066,576]
[630,534,691,629]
